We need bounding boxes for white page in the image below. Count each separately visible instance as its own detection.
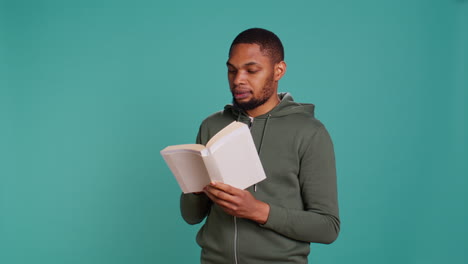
[161,151,211,193]
[208,124,266,189]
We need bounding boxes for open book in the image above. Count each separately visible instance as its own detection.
[160,121,266,193]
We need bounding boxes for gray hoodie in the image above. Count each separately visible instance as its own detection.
[180,93,340,264]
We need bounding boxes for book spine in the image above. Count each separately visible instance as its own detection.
[202,154,224,183]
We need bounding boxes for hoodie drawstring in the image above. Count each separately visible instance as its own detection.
[253,114,271,192]
[258,114,271,156]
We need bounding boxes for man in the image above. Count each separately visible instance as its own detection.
[180,28,340,264]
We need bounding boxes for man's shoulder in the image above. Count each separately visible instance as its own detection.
[274,94,324,130]
[278,107,325,131]
[198,108,236,138]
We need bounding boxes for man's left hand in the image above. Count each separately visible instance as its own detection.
[203,182,270,224]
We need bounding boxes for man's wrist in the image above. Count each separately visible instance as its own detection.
[253,201,270,225]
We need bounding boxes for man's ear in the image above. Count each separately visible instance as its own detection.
[274,61,287,81]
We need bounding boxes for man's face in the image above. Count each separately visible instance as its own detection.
[227,43,277,111]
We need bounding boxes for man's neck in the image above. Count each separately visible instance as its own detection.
[246,94,281,117]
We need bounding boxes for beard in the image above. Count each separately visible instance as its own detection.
[232,76,276,111]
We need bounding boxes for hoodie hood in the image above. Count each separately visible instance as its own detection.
[223,92,317,158]
[224,92,315,120]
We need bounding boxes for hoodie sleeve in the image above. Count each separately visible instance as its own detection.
[179,124,212,225]
[261,125,340,243]
[180,192,211,225]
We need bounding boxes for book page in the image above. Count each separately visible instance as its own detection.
[206,121,246,150]
[161,144,206,153]
[206,123,266,189]
[160,150,211,193]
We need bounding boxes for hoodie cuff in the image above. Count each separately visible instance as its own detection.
[260,203,287,230]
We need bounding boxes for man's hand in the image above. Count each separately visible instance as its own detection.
[203,182,270,224]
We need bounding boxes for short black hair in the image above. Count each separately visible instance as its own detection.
[229,28,284,63]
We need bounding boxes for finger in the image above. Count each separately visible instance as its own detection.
[204,189,236,210]
[209,182,241,195]
[203,189,219,203]
[204,185,234,202]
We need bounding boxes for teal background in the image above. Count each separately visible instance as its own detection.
[1,0,467,263]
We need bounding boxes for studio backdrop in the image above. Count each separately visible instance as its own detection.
[1,1,467,263]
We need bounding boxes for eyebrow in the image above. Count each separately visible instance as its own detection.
[226,61,260,67]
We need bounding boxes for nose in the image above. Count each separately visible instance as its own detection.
[232,71,246,86]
